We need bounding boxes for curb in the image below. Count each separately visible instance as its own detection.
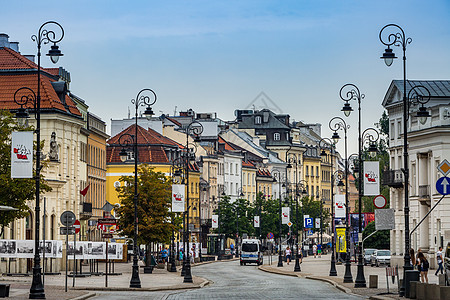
[70,292,96,300]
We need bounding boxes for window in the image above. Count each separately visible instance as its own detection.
[311,167,314,177]
[316,166,319,177]
[255,116,262,124]
[306,166,309,176]
[390,121,395,140]
[397,120,402,139]
[274,132,280,141]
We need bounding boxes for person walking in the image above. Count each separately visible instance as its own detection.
[313,244,317,258]
[435,246,444,276]
[317,243,322,258]
[417,252,429,283]
[286,246,292,265]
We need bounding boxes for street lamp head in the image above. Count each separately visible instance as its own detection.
[119,148,128,162]
[368,142,378,158]
[331,131,340,144]
[15,107,29,125]
[341,103,353,117]
[352,163,359,178]
[337,179,345,187]
[143,105,154,120]
[320,149,327,157]
[417,105,430,125]
[47,43,63,64]
[380,46,397,67]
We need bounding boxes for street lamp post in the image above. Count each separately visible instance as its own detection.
[329,116,353,283]
[183,121,203,283]
[319,138,337,276]
[235,188,244,258]
[287,154,301,272]
[272,170,284,267]
[379,24,432,296]
[14,21,65,300]
[217,185,227,260]
[170,159,184,273]
[118,89,156,288]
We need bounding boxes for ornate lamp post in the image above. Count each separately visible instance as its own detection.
[182,121,203,283]
[118,89,156,288]
[169,158,184,273]
[13,21,65,299]
[329,116,353,283]
[235,187,244,258]
[217,185,227,260]
[272,170,284,267]
[379,24,431,295]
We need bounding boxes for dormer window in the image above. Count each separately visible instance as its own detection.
[274,132,280,141]
[255,116,262,124]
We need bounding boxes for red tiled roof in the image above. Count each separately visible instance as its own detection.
[107,145,171,164]
[108,124,183,147]
[218,136,237,151]
[0,73,81,116]
[257,169,272,177]
[0,47,38,70]
[165,116,182,127]
[242,160,255,168]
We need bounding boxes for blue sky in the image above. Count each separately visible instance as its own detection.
[2,0,450,154]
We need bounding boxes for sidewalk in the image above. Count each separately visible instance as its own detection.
[260,253,440,299]
[0,259,210,299]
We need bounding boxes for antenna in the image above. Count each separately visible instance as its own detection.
[128,107,130,119]
[174,105,177,116]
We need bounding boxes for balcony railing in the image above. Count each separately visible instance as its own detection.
[382,169,404,188]
[418,185,430,199]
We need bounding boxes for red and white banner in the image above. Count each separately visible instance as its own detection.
[211,214,218,228]
[254,216,260,228]
[171,184,185,212]
[11,131,33,178]
[282,207,290,224]
[334,194,346,218]
[364,161,380,196]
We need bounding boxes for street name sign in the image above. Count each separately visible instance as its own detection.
[60,226,75,235]
[436,177,450,195]
[97,218,117,225]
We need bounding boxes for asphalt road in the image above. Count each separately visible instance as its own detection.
[92,259,363,299]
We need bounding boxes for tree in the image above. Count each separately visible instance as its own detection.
[0,110,51,235]
[362,221,390,249]
[115,165,175,259]
[300,196,330,233]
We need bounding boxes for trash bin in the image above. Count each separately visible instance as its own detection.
[404,269,420,298]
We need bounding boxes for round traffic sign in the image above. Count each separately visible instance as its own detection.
[60,211,76,226]
[373,195,387,209]
[436,176,450,195]
[267,232,274,239]
[73,220,81,234]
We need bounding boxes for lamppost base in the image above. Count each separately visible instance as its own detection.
[294,258,301,272]
[343,257,353,283]
[129,262,141,288]
[354,254,366,288]
[183,261,193,283]
[170,261,177,272]
[29,266,45,299]
[329,257,338,276]
[277,256,283,267]
[181,259,186,276]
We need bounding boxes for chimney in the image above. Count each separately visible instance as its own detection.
[24,55,35,63]
[0,33,10,48]
[9,42,19,52]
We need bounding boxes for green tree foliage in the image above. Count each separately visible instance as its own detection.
[300,196,330,233]
[0,110,51,234]
[115,165,175,246]
[362,221,390,249]
[215,195,254,239]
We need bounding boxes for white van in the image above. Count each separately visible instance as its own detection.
[240,239,263,265]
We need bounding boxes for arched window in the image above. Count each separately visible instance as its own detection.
[255,116,262,124]
[274,133,280,141]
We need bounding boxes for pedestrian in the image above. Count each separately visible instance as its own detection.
[230,243,235,255]
[286,246,291,265]
[410,248,416,267]
[435,246,444,276]
[313,244,317,258]
[317,243,322,258]
[190,247,195,264]
[161,247,168,263]
[417,252,429,283]
[179,248,184,261]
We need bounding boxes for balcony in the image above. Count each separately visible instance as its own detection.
[382,169,404,188]
[80,202,92,220]
[418,185,431,205]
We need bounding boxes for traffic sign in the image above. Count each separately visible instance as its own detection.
[98,218,117,225]
[305,218,313,228]
[102,233,113,239]
[287,221,292,227]
[60,226,75,235]
[373,194,387,209]
[73,220,81,234]
[307,230,313,236]
[436,177,450,195]
[267,232,274,239]
[437,160,450,176]
[60,211,76,227]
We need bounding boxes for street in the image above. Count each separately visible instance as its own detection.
[91,258,362,300]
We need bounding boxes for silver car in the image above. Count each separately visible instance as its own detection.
[370,249,391,267]
[364,248,376,265]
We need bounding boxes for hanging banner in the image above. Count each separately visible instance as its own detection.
[11,131,33,178]
[211,214,218,228]
[315,218,320,229]
[171,184,186,212]
[254,216,260,228]
[334,194,346,218]
[335,227,347,253]
[364,161,380,196]
[281,207,290,224]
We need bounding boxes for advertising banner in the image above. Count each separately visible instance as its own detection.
[315,218,320,229]
[281,207,290,224]
[334,194,346,218]
[171,184,186,212]
[363,161,380,196]
[211,214,218,228]
[11,131,33,178]
[0,240,63,258]
[335,227,347,253]
[254,216,260,228]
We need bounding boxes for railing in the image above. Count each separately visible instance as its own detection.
[418,185,430,199]
[382,169,404,188]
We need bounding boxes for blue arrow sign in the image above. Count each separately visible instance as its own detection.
[305,218,313,228]
[436,177,450,195]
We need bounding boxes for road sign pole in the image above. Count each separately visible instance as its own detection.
[65,228,68,292]
[73,232,76,287]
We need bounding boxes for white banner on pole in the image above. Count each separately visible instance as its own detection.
[364,161,380,196]
[11,131,33,178]
[254,216,260,228]
[211,214,218,228]
[171,184,186,212]
[334,194,346,218]
[315,218,320,229]
[282,207,290,224]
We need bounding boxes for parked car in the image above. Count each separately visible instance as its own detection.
[363,248,376,265]
[444,242,450,286]
[370,249,391,267]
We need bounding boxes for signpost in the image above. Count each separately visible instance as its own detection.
[60,210,75,293]
[373,195,387,209]
[304,218,313,229]
[436,177,450,195]
[73,220,81,234]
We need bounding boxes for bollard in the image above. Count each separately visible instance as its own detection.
[409,281,419,299]
[440,286,450,300]
[416,282,425,300]
[438,274,445,286]
[404,270,420,298]
[369,275,378,288]
[427,284,440,300]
